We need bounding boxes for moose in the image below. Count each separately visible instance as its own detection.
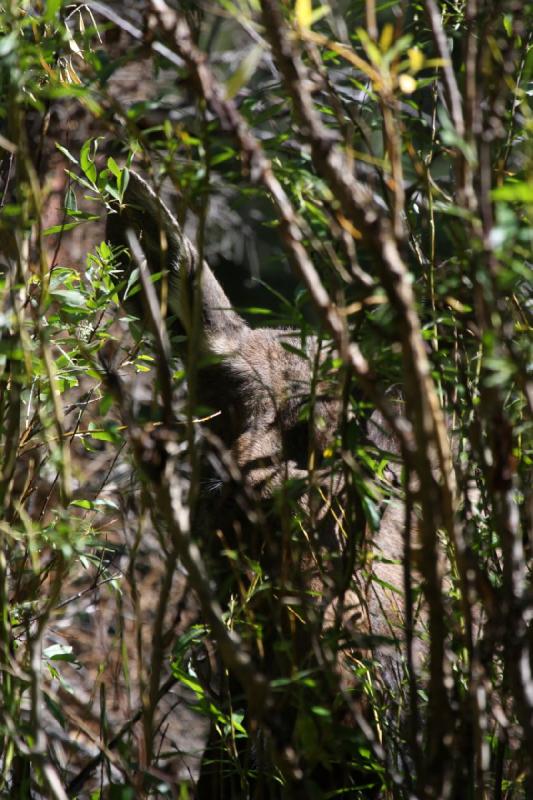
[106,171,415,796]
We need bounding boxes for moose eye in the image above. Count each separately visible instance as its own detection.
[283,421,310,470]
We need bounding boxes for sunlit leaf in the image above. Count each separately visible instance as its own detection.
[398,73,417,94]
[107,156,121,179]
[50,289,86,308]
[295,0,313,29]
[379,23,394,52]
[226,44,264,99]
[492,181,533,203]
[408,46,425,72]
[43,644,76,662]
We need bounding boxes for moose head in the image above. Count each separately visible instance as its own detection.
[107,173,341,489]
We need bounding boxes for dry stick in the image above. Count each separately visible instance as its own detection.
[4,102,73,798]
[467,11,521,788]
[15,99,73,505]
[423,0,465,139]
[402,470,421,782]
[0,359,21,513]
[24,558,71,800]
[365,0,378,41]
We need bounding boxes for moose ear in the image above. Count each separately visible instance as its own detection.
[106,170,247,356]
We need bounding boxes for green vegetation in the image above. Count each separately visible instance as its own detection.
[0,1,531,797]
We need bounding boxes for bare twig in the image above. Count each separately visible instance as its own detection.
[423,0,465,139]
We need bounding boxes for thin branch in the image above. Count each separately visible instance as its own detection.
[423,0,465,138]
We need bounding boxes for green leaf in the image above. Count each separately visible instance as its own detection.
[229,712,247,735]
[362,495,381,532]
[50,289,86,308]
[43,644,76,662]
[44,693,67,728]
[70,499,92,509]
[44,219,98,235]
[99,240,111,260]
[104,183,121,201]
[210,148,235,166]
[89,429,116,441]
[44,0,61,23]
[310,5,330,25]
[55,143,78,165]
[0,33,18,57]
[65,187,78,211]
[65,169,98,193]
[107,156,121,179]
[119,167,130,196]
[280,342,309,359]
[124,267,140,300]
[492,181,533,203]
[226,44,264,99]
[80,139,97,184]
[311,705,331,718]
[241,307,272,316]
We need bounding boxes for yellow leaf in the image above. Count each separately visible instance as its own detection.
[336,213,362,240]
[310,4,330,25]
[425,58,449,68]
[445,297,470,313]
[379,23,394,52]
[357,27,382,67]
[66,62,82,85]
[398,74,417,94]
[295,0,313,29]
[38,55,57,79]
[408,47,424,73]
[303,30,381,83]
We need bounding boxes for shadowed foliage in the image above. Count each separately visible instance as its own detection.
[0,1,531,798]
